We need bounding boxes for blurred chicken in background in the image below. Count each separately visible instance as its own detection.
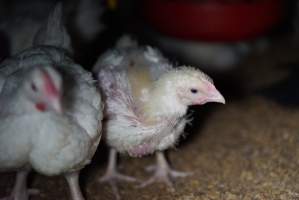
[0,4,103,200]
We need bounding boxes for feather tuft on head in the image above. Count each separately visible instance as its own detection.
[175,66,214,84]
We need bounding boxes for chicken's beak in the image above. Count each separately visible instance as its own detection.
[194,85,225,105]
[206,88,226,104]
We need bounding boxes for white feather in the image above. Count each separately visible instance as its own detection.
[0,45,102,175]
[0,3,103,177]
[94,37,190,157]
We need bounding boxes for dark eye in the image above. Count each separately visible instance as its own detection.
[190,88,198,94]
[31,83,37,92]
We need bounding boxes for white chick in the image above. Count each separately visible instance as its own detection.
[93,36,225,199]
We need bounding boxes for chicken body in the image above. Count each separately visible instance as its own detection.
[94,36,225,198]
[0,4,102,200]
[0,46,102,174]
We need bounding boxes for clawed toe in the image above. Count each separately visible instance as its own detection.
[169,170,192,178]
[99,171,138,200]
[138,173,174,189]
[138,168,190,190]
[99,172,138,183]
[139,152,191,190]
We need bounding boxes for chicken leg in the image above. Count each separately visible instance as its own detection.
[65,172,85,200]
[139,151,190,190]
[99,148,137,200]
[0,169,38,200]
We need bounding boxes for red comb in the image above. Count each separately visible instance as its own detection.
[41,69,59,97]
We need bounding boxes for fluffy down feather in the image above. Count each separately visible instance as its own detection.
[94,40,184,156]
[94,36,225,198]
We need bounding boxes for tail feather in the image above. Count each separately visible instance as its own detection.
[33,3,72,52]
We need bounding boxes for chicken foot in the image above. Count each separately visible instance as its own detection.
[139,151,191,190]
[65,171,85,200]
[99,149,137,200]
[0,169,39,200]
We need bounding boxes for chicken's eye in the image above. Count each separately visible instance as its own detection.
[31,83,38,92]
[190,88,198,94]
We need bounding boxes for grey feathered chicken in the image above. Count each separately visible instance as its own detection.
[0,4,102,200]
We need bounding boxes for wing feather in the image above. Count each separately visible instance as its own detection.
[95,38,186,155]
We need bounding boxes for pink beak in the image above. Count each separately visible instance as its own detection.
[195,85,225,105]
[205,88,225,104]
